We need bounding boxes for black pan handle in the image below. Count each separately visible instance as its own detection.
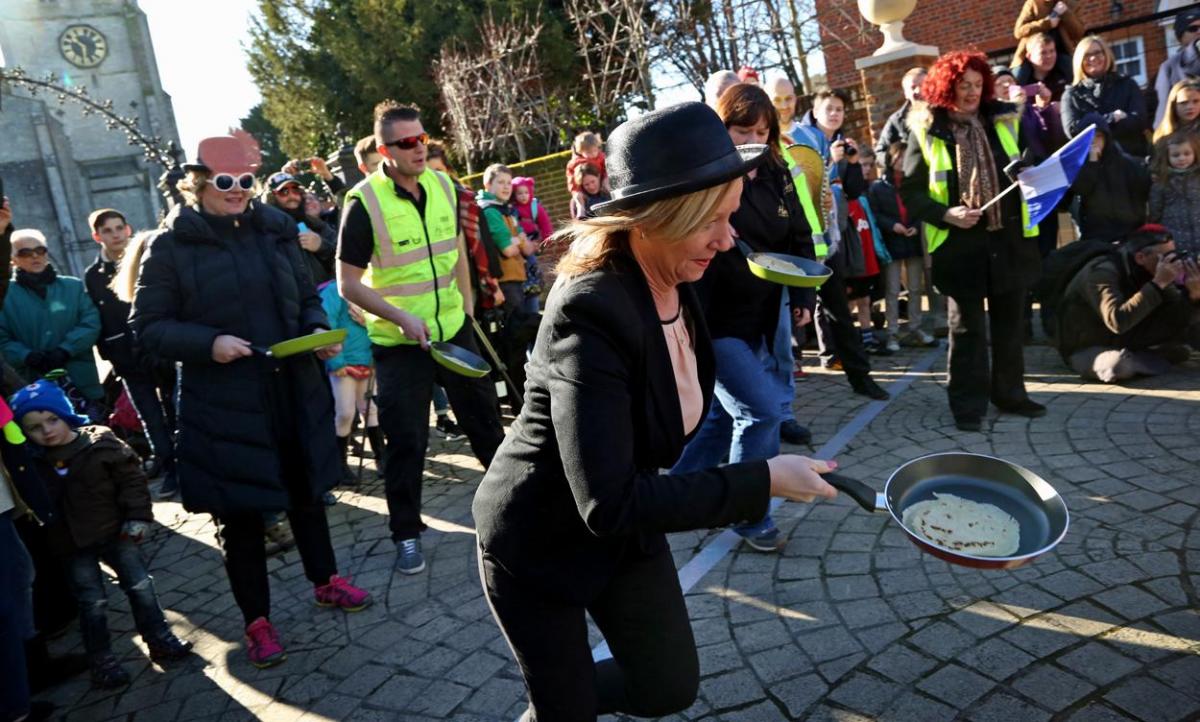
[824,472,886,513]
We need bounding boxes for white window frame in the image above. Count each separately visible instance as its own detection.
[1110,36,1149,87]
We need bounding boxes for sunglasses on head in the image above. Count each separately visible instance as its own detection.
[16,247,48,259]
[209,172,256,193]
[381,132,429,151]
[273,185,302,197]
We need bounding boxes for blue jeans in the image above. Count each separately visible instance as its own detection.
[66,537,170,656]
[674,336,792,473]
[432,384,450,414]
[0,511,35,721]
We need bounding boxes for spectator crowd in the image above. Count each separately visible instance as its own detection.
[1,3,1199,721]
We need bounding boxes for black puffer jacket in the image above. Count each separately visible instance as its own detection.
[84,256,139,373]
[902,100,1042,299]
[130,202,339,515]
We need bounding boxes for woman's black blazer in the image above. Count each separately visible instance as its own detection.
[472,251,770,604]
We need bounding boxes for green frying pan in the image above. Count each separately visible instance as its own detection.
[746,252,832,288]
[252,329,347,358]
[430,342,491,378]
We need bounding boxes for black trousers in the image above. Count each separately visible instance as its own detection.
[374,322,504,541]
[122,367,177,470]
[480,547,699,721]
[815,258,872,379]
[217,497,337,625]
[946,288,1029,421]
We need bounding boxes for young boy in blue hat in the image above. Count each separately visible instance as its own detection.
[9,380,191,688]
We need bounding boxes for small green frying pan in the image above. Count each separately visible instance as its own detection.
[252,329,347,358]
[746,252,832,288]
[430,342,492,378]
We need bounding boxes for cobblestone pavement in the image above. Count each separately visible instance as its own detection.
[36,341,1200,721]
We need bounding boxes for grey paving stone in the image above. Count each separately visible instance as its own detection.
[1093,585,1172,620]
[887,590,948,621]
[795,626,863,664]
[865,644,938,684]
[408,679,473,716]
[460,677,527,716]
[747,644,807,684]
[824,575,880,600]
[1064,703,1141,722]
[826,672,902,716]
[766,673,827,718]
[1033,569,1106,600]
[1057,642,1143,686]
[879,692,957,722]
[966,692,1052,722]
[1000,620,1079,658]
[1149,656,1200,701]
[700,669,765,711]
[908,621,976,660]
[699,641,746,676]
[916,664,995,706]
[1012,664,1096,708]
[446,649,509,688]
[816,652,866,684]
[1105,676,1200,722]
[835,598,898,630]
[733,619,791,653]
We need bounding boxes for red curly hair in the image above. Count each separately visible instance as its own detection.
[921,51,995,110]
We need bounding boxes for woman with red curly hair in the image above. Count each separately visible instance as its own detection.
[900,51,1046,432]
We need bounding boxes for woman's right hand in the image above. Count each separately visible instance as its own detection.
[943,205,982,229]
[767,456,839,503]
[212,334,253,363]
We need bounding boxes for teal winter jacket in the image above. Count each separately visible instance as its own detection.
[319,281,372,372]
[0,273,102,399]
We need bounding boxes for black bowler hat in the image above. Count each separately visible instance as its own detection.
[592,102,768,214]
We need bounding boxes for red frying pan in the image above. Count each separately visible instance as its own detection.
[824,452,1069,570]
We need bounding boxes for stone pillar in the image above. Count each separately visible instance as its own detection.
[854,44,940,151]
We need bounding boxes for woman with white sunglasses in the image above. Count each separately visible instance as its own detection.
[129,133,372,668]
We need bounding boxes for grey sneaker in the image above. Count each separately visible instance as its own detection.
[395,538,426,575]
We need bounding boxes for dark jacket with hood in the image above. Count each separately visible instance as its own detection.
[1061,72,1149,158]
[129,202,340,515]
[873,100,914,158]
[1071,115,1151,244]
[901,100,1041,299]
[697,158,815,346]
[33,425,152,554]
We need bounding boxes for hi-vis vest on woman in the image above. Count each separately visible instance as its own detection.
[345,168,463,346]
[913,117,1038,254]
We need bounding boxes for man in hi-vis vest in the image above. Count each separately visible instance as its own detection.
[337,102,504,576]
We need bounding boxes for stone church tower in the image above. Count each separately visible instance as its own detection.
[0,0,181,274]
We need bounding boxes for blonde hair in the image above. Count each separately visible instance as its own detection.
[572,131,602,154]
[111,230,155,304]
[1153,78,1200,142]
[1072,36,1114,84]
[554,179,740,279]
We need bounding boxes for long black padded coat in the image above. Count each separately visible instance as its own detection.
[130,202,340,515]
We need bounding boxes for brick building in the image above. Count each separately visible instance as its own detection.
[813,0,1198,145]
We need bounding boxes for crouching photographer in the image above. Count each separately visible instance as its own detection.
[1056,225,1200,383]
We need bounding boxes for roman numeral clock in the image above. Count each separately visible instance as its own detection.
[59,24,108,68]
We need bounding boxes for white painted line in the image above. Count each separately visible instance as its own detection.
[591,346,943,663]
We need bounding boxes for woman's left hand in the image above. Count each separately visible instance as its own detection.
[316,342,343,360]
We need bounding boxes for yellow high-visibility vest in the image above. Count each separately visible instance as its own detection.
[344,168,463,346]
[782,142,829,259]
[913,117,1038,254]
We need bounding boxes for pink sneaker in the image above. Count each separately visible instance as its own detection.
[314,575,373,612]
[245,617,286,668]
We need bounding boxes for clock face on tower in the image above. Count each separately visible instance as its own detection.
[59,24,108,68]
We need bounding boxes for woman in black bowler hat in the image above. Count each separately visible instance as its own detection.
[472,102,841,720]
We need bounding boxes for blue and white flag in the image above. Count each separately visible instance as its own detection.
[1017,124,1096,229]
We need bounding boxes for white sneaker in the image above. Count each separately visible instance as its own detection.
[885,338,901,353]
